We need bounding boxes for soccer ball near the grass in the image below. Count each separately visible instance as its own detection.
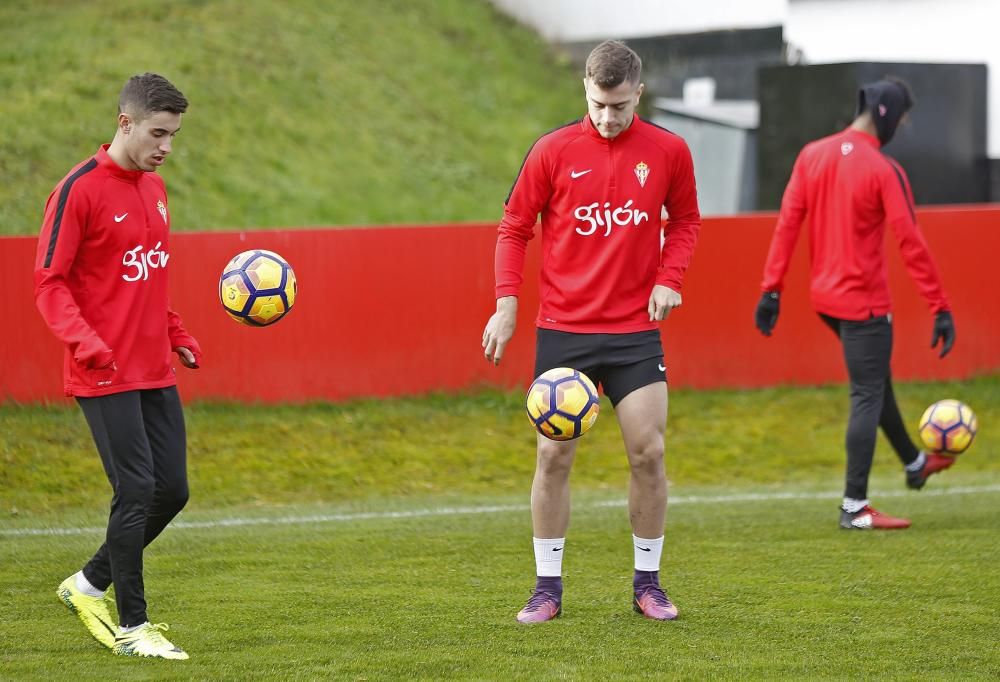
[525,367,600,441]
[219,250,297,326]
[918,399,978,455]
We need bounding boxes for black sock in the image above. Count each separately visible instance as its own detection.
[634,570,659,592]
[535,575,563,596]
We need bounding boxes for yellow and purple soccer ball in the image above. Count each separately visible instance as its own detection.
[525,367,600,441]
[219,250,297,326]
[918,399,978,455]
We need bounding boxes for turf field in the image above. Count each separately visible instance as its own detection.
[2,377,999,679]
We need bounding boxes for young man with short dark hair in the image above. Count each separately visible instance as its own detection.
[36,72,200,659]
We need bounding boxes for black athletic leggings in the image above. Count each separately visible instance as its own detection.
[821,314,919,499]
[76,386,188,628]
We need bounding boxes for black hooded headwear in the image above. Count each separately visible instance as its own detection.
[856,79,913,146]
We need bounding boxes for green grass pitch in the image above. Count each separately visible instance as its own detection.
[1,376,998,678]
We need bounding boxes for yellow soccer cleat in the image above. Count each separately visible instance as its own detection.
[112,622,189,660]
[57,575,117,648]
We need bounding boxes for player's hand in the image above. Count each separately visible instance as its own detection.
[77,345,115,370]
[931,310,955,358]
[174,346,200,369]
[482,296,517,366]
[648,285,681,321]
[755,291,780,336]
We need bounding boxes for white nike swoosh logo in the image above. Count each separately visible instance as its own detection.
[658,364,666,372]
[570,169,591,179]
[114,213,128,222]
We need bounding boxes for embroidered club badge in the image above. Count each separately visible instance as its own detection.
[634,161,649,188]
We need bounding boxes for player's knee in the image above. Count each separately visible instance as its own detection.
[536,441,574,477]
[851,381,885,404]
[118,476,156,507]
[628,441,665,474]
[160,481,189,514]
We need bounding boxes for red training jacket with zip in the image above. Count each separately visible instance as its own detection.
[34,144,201,397]
[495,115,701,333]
[761,127,949,320]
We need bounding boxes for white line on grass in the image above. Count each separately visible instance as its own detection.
[3,483,999,538]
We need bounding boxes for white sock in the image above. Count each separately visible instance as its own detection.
[119,621,146,634]
[842,497,869,514]
[633,535,664,572]
[906,451,927,472]
[533,537,565,577]
[74,571,105,598]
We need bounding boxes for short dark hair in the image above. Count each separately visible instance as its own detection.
[585,40,641,89]
[119,73,188,120]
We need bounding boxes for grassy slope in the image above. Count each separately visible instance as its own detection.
[2,375,997,517]
[0,0,580,235]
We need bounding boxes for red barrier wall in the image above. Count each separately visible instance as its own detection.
[3,207,998,403]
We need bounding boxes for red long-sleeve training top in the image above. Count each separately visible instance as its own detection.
[495,115,701,333]
[34,145,201,397]
[761,127,949,319]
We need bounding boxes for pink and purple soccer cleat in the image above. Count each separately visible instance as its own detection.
[516,589,562,624]
[633,584,679,621]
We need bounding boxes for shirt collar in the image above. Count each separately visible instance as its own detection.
[843,127,881,149]
[581,113,639,143]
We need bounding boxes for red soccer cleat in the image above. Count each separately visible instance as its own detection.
[839,505,911,530]
[907,452,956,490]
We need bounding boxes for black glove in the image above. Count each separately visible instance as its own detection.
[755,291,780,337]
[931,310,955,358]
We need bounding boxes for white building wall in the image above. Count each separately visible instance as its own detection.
[489,0,787,41]
[491,0,998,155]
[786,0,999,156]
[652,114,751,215]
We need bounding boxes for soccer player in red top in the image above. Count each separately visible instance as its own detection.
[482,41,701,622]
[36,73,200,659]
[755,78,956,531]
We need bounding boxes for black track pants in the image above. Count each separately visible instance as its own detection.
[821,314,920,499]
[76,386,188,627]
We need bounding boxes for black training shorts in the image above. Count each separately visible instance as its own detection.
[534,329,666,407]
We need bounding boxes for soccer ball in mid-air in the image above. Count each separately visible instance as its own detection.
[219,250,297,326]
[918,399,978,455]
[525,367,600,441]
